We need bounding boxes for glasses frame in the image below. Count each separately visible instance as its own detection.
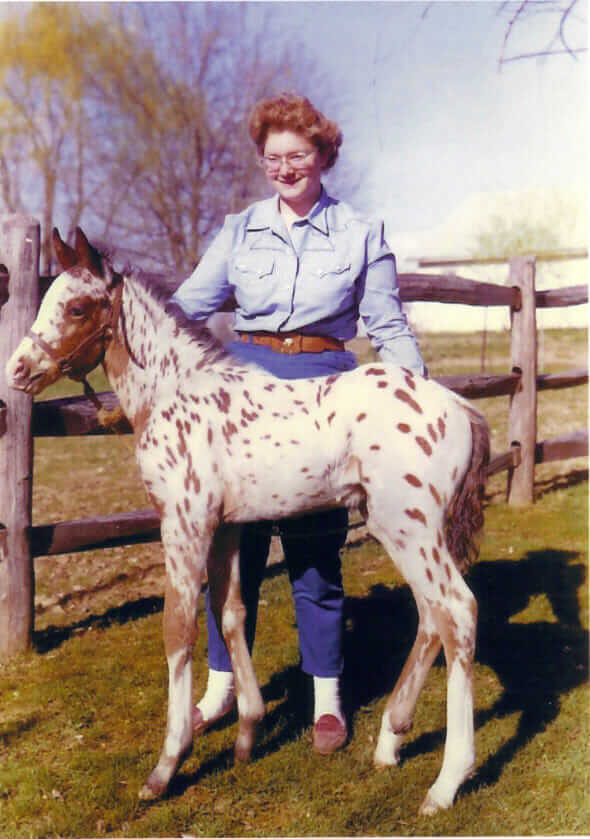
[258,149,317,174]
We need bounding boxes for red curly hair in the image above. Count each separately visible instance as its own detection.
[248,93,342,171]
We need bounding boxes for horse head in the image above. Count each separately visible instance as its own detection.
[6,228,123,395]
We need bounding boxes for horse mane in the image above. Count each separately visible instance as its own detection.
[121,262,234,365]
[88,240,235,365]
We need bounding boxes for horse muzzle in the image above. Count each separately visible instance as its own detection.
[6,339,59,395]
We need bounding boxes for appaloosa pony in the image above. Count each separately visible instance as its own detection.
[6,228,489,814]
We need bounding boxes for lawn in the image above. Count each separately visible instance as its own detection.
[0,328,587,837]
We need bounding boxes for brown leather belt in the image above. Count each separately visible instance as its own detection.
[237,331,345,355]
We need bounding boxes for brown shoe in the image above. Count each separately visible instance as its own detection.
[312,714,347,755]
[192,699,234,736]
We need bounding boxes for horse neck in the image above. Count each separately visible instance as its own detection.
[103,275,229,426]
[103,275,162,424]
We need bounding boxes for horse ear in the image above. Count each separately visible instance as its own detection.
[74,227,103,277]
[52,228,78,270]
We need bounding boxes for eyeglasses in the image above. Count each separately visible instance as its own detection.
[259,150,316,174]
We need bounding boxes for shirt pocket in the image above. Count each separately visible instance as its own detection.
[307,258,351,280]
[301,255,355,308]
[230,253,275,285]
[230,253,277,315]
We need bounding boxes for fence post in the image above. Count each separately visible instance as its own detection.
[507,255,537,505]
[0,215,40,658]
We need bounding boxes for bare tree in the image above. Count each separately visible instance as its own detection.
[498,0,587,66]
[0,4,106,271]
[0,3,328,274]
[82,3,328,273]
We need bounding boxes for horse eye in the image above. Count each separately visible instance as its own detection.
[67,304,87,318]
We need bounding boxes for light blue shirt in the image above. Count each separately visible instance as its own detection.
[171,190,425,374]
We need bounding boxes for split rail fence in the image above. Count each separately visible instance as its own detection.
[0,215,587,657]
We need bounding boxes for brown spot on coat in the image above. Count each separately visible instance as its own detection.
[416,436,433,456]
[395,389,423,414]
[404,473,422,487]
[429,483,442,505]
[222,420,238,444]
[405,508,427,526]
[211,388,231,413]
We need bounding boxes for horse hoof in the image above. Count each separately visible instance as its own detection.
[373,755,399,770]
[138,782,160,801]
[234,741,253,763]
[138,773,167,801]
[373,742,401,769]
[418,792,447,816]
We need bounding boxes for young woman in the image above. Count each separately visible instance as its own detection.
[169,93,426,755]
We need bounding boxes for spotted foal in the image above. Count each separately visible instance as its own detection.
[6,228,489,814]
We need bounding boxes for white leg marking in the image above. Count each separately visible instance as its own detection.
[374,712,404,768]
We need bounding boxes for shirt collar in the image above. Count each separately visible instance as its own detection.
[246,188,332,236]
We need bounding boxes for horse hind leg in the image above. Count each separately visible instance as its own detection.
[419,572,477,815]
[374,594,441,769]
[367,515,477,814]
[207,524,265,763]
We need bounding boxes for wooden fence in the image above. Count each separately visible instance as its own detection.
[0,215,587,658]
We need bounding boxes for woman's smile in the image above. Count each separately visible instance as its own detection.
[262,129,326,216]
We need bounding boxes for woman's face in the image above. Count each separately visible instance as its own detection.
[261,129,326,215]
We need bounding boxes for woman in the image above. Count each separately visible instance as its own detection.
[168,93,426,755]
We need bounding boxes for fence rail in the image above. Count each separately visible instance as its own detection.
[0,215,587,658]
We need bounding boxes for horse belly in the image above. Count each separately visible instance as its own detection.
[220,446,348,522]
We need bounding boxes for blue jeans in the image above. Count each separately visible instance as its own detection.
[205,339,357,676]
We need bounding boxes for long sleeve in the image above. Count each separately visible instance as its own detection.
[357,221,426,376]
[169,219,236,319]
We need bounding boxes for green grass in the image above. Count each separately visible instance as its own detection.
[0,484,587,837]
[0,328,586,836]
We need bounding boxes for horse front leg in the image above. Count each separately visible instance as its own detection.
[139,536,205,801]
[207,524,265,762]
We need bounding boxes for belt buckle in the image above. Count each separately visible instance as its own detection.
[281,335,299,354]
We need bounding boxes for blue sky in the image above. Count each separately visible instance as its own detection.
[1,1,585,244]
[254,1,587,232]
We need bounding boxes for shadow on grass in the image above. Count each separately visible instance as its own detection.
[342,547,588,795]
[32,546,587,801]
[34,595,165,654]
[33,560,291,655]
[464,548,588,794]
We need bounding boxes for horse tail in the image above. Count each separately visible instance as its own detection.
[445,401,490,575]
